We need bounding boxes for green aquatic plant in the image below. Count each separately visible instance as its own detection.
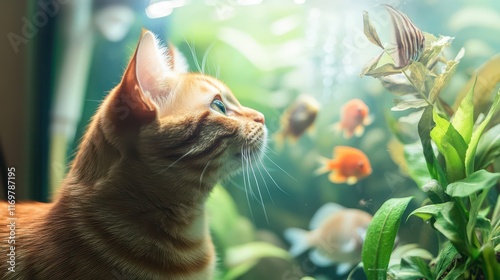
[360,7,500,280]
[206,185,292,280]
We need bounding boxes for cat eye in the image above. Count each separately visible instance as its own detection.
[211,99,227,115]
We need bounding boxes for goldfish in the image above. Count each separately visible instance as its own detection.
[334,99,372,139]
[274,95,320,149]
[284,203,373,275]
[316,146,372,185]
[385,5,425,69]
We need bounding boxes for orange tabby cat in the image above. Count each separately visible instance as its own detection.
[0,30,266,279]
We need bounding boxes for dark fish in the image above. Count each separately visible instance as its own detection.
[384,5,425,68]
[274,95,319,149]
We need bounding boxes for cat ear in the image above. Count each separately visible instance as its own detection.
[166,43,189,73]
[108,30,162,129]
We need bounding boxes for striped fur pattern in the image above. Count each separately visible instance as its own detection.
[0,30,266,279]
[384,5,425,68]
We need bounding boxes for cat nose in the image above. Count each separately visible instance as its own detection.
[253,112,265,125]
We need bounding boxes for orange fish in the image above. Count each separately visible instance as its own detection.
[284,203,373,275]
[316,146,372,185]
[274,95,320,149]
[335,99,372,139]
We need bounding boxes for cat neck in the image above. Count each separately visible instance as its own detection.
[62,114,214,229]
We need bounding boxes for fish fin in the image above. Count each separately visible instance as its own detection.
[309,202,344,230]
[346,176,358,185]
[340,237,357,253]
[314,156,332,175]
[329,171,346,184]
[283,228,310,257]
[343,130,353,139]
[354,125,365,137]
[309,249,334,267]
[336,262,354,275]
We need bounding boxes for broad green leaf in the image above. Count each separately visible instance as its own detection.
[389,244,433,268]
[391,99,428,111]
[381,75,419,96]
[430,110,468,182]
[428,59,460,103]
[363,11,384,49]
[365,62,403,78]
[451,78,475,144]
[433,202,471,257]
[399,256,434,280]
[224,242,291,280]
[418,106,446,185]
[408,203,446,221]
[445,169,500,197]
[403,142,432,187]
[441,263,465,280]
[433,242,459,279]
[465,89,500,175]
[475,123,500,169]
[453,54,500,112]
[419,35,454,69]
[408,62,428,93]
[361,52,384,77]
[207,185,242,247]
[362,197,413,280]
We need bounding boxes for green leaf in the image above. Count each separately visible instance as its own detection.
[365,62,403,78]
[361,52,384,77]
[451,78,475,145]
[408,62,428,93]
[409,203,446,221]
[445,169,500,197]
[429,60,460,103]
[403,142,433,187]
[465,89,500,175]
[479,243,500,280]
[224,242,291,280]
[433,242,459,279]
[207,185,245,247]
[452,54,500,112]
[391,98,428,111]
[362,197,413,280]
[399,256,434,280]
[430,109,468,182]
[475,123,500,170]
[433,202,471,257]
[363,11,384,49]
[419,35,454,70]
[418,106,447,185]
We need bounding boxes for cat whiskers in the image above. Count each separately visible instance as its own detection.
[156,147,196,176]
[199,159,212,188]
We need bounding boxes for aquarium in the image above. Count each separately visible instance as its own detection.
[1,0,500,279]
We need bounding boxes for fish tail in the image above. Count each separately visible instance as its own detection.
[315,156,332,175]
[283,228,310,257]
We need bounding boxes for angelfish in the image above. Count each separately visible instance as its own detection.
[385,4,425,68]
[283,203,373,275]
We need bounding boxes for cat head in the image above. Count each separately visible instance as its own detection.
[99,30,267,188]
